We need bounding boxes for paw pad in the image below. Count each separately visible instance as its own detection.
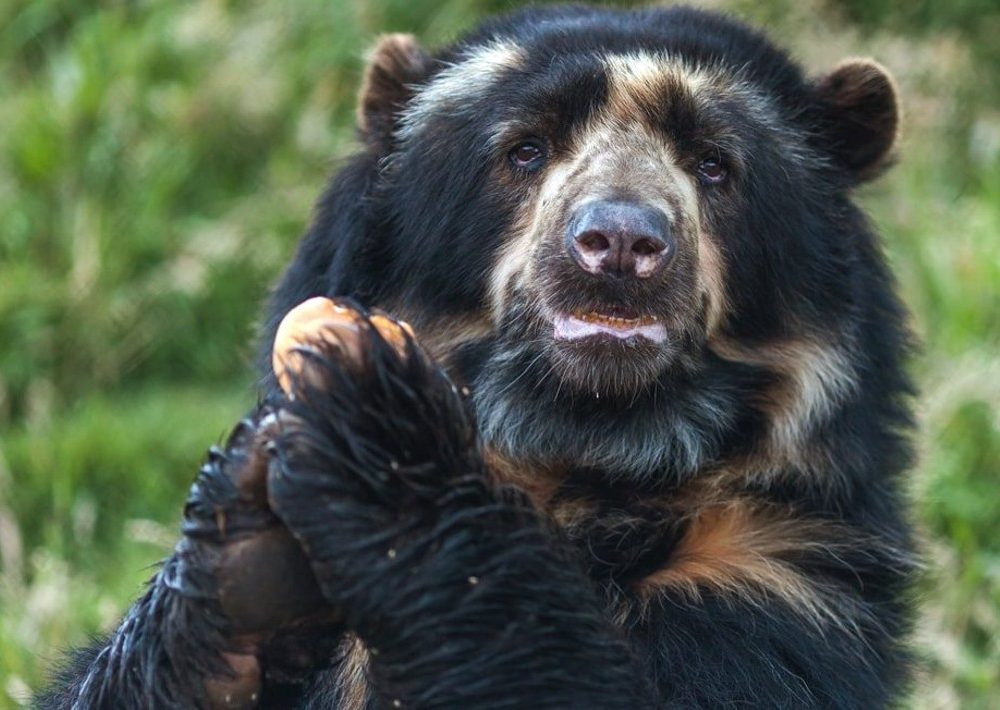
[272,297,414,395]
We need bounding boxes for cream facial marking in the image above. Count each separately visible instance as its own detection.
[487,158,578,320]
[603,52,713,112]
[697,231,729,334]
[397,41,525,143]
[604,50,823,172]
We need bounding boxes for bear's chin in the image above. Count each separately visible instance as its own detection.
[544,333,678,400]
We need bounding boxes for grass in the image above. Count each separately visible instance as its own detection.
[1,0,998,706]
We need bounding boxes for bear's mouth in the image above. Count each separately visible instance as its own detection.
[529,265,694,395]
[552,308,668,344]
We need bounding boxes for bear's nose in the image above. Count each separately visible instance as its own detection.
[565,200,673,279]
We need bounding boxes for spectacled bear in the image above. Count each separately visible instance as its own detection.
[41,4,917,708]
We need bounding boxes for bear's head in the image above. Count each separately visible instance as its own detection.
[272,6,906,480]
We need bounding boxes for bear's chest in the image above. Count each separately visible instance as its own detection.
[546,489,687,587]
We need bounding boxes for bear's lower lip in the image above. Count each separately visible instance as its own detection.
[552,311,668,343]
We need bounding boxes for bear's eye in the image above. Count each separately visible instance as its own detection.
[696,157,727,185]
[508,141,547,171]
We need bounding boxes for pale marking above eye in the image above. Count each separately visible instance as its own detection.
[396,41,525,142]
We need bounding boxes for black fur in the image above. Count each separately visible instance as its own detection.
[43,5,916,708]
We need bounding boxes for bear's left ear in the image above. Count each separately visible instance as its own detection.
[814,59,899,182]
[358,34,433,151]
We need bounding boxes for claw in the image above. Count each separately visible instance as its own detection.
[370,313,415,352]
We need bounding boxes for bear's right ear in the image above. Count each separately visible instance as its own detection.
[357,34,433,151]
[814,58,900,183]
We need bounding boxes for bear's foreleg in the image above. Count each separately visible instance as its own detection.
[36,411,344,709]
[266,302,650,708]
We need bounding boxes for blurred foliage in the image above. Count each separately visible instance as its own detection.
[832,0,1000,100]
[0,0,998,707]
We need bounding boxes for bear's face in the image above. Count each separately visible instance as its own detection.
[380,42,735,397]
[472,51,740,397]
[341,7,900,475]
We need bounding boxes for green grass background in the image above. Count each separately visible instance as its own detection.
[1,0,998,706]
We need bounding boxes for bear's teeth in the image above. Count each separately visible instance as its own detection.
[554,312,668,343]
[572,310,658,329]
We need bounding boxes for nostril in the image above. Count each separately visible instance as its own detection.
[577,231,611,253]
[631,238,664,256]
[566,201,673,277]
